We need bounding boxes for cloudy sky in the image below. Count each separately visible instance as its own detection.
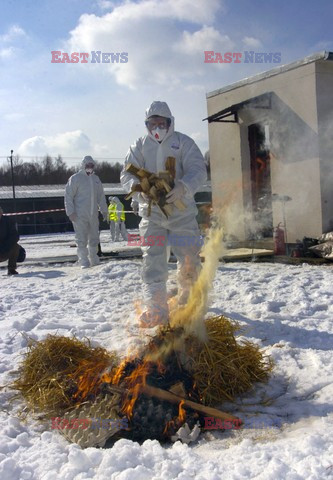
[0,0,332,167]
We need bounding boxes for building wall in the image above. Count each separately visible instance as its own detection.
[316,61,333,233]
[207,61,325,242]
[208,121,246,239]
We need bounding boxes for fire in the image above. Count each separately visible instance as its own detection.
[118,360,151,418]
[139,224,225,365]
[66,217,226,439]
[107,359,127,385]
[169,226,224,337]
[156,360,166,374]
[163,420,174,435]
[178,400,186,423]
[162,400,187,435]
[70,355,153,419]
[70,359,112,401]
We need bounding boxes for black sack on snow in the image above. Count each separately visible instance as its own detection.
[302,237,319,257]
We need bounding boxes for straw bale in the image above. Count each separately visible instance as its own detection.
[11,335,118,417]
[184,315,273,405]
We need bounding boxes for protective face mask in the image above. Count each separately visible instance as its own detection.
[85,168,94,175]
[151,127,167,142]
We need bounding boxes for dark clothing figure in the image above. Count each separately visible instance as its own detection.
[0,212,20,275]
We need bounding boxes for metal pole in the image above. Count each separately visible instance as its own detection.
[282,201,288,246]
[9,149,18,228]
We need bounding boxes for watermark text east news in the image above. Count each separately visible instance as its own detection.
[51,51,128,63]
[204,51,281,63]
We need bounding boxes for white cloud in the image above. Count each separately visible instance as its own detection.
[66,0,225,88]
[0,47,15,58]
[93,0,222,24]
[3,112,26,121]
[190,131,208,150]
[176,26,234,55]
[309,40,333,52]
[0,25,27,61]
[17,130,95,157]
[242,36,263,49]
[96,0,116,10]
[0,25,27,43]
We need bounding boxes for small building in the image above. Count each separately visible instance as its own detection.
[205,51,333,246]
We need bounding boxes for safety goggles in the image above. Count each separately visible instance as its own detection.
[145,118,170,130]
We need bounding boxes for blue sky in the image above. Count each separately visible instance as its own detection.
[0,0,332,167]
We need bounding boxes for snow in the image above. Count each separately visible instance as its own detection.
[1,231,333,480]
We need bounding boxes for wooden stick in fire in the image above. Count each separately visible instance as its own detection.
[104,383,242,424]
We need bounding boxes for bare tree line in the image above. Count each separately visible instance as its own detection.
[0,155,123,185]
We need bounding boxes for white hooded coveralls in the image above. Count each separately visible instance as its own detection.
[120,101,207,322]
[65,157,108,266]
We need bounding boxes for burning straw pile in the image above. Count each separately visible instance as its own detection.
[185,315,273,406]
[11,316,272,447]
[11,225,273,447]
[12,335,119,416]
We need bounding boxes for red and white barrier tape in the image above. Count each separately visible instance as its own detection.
[4,208,66,216]
[4,208,137,216]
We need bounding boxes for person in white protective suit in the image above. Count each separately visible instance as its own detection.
[108,196,128,241]
[120,101,207,327]
[65,156,108,268]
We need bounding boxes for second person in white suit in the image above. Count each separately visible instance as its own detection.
[65,156,108,268]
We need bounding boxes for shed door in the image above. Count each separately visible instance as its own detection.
[248,123,273,237]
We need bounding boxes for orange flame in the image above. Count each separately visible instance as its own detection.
[108,359,128,385]
[156,360,166,374]
[70,359,111,401]
[162,400,187,435]
[120,360,151,418]
[163,419,175,435]
[178,400,186,423]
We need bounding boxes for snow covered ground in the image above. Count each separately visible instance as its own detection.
[1,232,333,480]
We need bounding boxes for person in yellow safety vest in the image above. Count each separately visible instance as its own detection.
[108,196,128,241]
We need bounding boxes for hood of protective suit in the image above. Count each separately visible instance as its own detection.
[145,101,174,143]
[109,196,120,204]
[81,156,96,169]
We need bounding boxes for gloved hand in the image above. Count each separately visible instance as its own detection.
[166,181,186,204]
[139,192,150,202]
[69,213,77,222]
[131,200,139,215]
[102,212,109,223]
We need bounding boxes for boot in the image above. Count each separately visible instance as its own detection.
[80,261,90,269]
[8,269,19,275]
[89,246,100,266]
[77,246,90,268]
[90,256,100,267]
[140,281,169,327]
[177,286,190,305]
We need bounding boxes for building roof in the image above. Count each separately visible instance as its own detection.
[206,51,333,99]
[204,92,273,123]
